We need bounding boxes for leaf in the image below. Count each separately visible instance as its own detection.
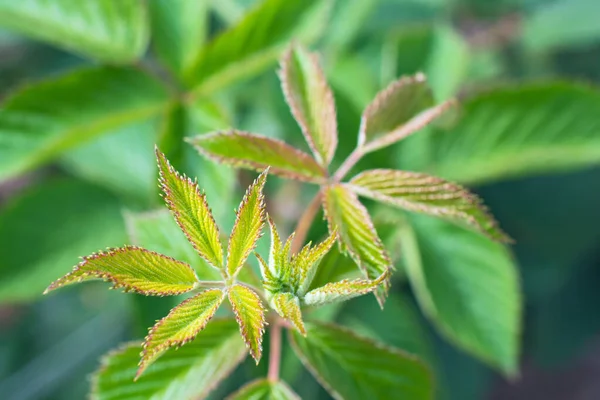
[148,0,208,81]
[156,148,224,271]
[187,131,326,183]
[0,179,127,303]
[323,184,391,306]
[271,292,306,335]
[92,319,247,400]
[0,67,169,180]
[279,44,337,166]
[429,82,600,184]
[303,273,387,307]
[139,288,225,378]
[401,215,521,375]
[0,0,148,63]
[227,379,300,400]
[289,322,433,400]
[227,170,268,277]
[185,0,329,95]
[228,284,266,363]
[294,230,337,296]
[44,246,199,296]
[349,169,510,242]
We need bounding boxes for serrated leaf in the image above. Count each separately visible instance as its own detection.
[92,319,246,400]
[228,284,266,363]
[430,82,600,184]
[402,215,521,375]
[289,322,433,400]
[227,170,268,277]
[227,379,300,400]
[139,288,225,378]
[323,184,391,306]
[156,148,224,271]
[271,292,305,335]
[294,230,337,296]
[303,272,387,307]
[188,131,326,183]
[44,246,199,296]
[280,44,337,166]
[0,0,148,63]
[349,169,510,242]
[186,0,329,95]
[0,67,169,180]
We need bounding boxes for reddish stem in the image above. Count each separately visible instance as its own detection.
[267,320,282,382]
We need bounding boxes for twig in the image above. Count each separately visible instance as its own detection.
[290,191,323,254]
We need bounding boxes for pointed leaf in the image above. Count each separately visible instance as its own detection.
[228,284,266,363]
[271,292,306,335]
[227,379,300,400]
[156,148,224,271]
[92,319,247,400]
[188,131,326,183]
[289,322,433,400]
[0,0,148,63]
[139,288,225,378]
[264,216,294,283]
[227,170,268,278]
[303,272,388,307]
[349,169,510,242]
[280,44,337,166]
[44,246,198,296]
[295,230,337,296]
[323,184,391,305]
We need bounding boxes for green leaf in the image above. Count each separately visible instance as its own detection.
[280,44,337,166]
[289,322,433,400]
[228,284,266,363]
[303,273,387,307]
[139,288,225,378]
[188,131,326,183]
[430,82,600,184]
[401,215,521,375]
[294,230,337,296]
[148,0,208,81]
[227,170,268,277]
[186,0,329,95]
[323,184,391,306]
[349,169,510,242]
[156,148,224,271]
[44,246,199,296]
[271,292,306,335]
[92,319,247,400]
[0,67,169,180]
[227,379,300,400]
[0,0,148,63]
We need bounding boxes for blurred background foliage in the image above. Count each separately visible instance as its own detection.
[1,0,600,399]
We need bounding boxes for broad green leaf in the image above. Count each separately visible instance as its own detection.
[280,44,337,166]
[271,292,306,335]
[402,215,521,375]
[0,179,127,303]
[430,82,600,184]
[290,322,433,400]
[227,170,268,277]
[92,319,247,400]
[188,131,326,183]
[156,148,224,271]
[303,273,387,307]
[0,67,169,180]
[227,379,300,400]
[44,246,199,296]
[0,0,148,63]
[139,288,225,378]
[323,184,391,306]
[148,0,208,81]
[349,169,509,242]
[228,284,266,363]
[186,0,329,95]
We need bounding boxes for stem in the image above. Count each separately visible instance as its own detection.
[291,191,323,254]
[267,320,282,382]
[332,147,364,182]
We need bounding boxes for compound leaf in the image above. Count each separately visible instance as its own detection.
[289,322,433,400]
[92,319,246,400]
[303,273,388,307]
[349,169,510,242]
[44,246,198,296]
[188,131,326,183]
[227,379,300,400]
[139,288,225,378]
[271,292,306,336]
[228,284,266,363]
